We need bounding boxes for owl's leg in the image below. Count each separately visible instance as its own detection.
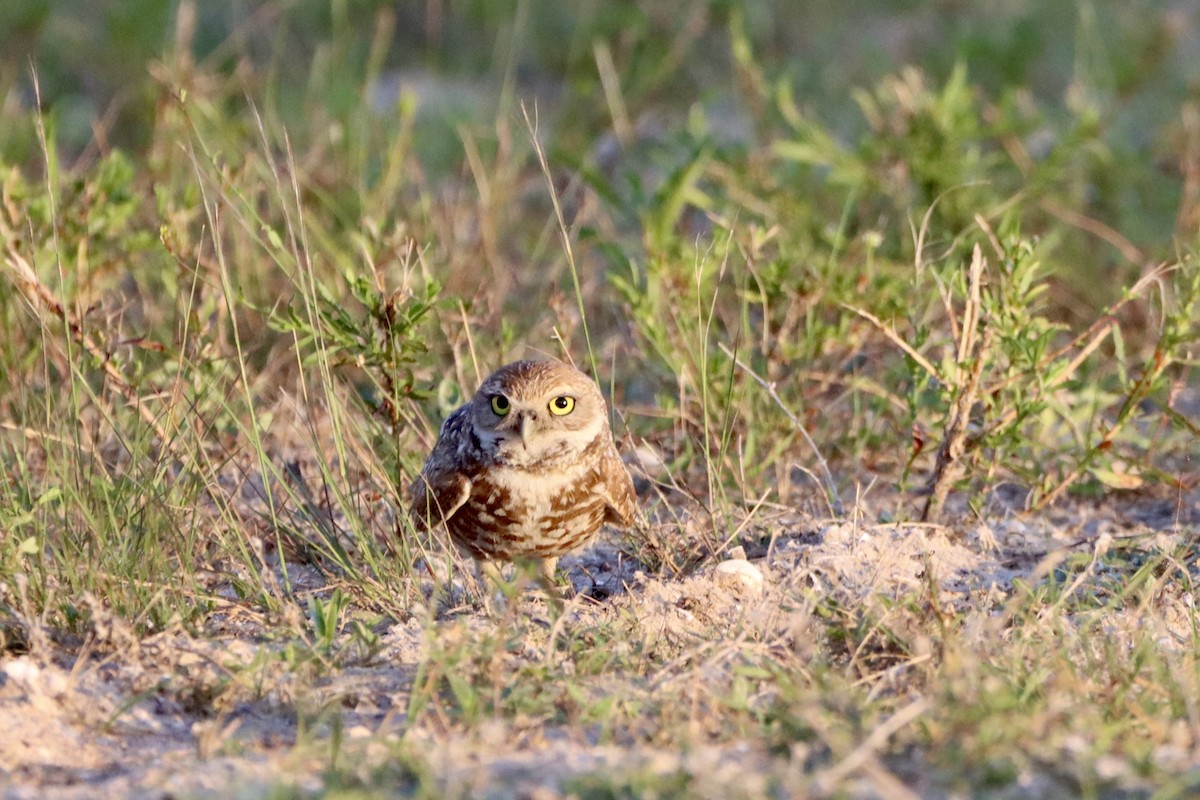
[535,556,576,602]
[536,556,558,585]
[473,559,507,613]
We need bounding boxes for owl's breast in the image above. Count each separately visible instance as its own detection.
[446,463,608,560]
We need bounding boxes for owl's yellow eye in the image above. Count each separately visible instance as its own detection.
[489,395,511,416]
[548,395,575,416]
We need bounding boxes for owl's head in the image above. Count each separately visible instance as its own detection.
[467,360,609,462]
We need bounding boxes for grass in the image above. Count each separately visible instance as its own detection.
[0,1,1198,797]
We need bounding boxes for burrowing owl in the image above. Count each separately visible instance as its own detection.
[409,359,637,586]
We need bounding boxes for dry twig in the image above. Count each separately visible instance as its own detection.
[922,245,990,522]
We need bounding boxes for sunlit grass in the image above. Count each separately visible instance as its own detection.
[0,1,1198,797]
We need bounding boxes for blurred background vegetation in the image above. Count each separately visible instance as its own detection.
[4,2,1197,150]
[3,1,1196,338]
[4,0,1195,249]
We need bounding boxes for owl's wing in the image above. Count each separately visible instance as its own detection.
[408,410,473,530]
[408,468,470,531]
[599,445,638,528]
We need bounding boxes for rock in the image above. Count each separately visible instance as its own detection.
[714,559,765,598]
[3,656,68,696]
[628,444,666,478]
[3,656,41,689]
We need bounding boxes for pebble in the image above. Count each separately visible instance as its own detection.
[3,656,68,696]
[714,559,765,597]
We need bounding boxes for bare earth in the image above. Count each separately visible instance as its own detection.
[2,487,1196,799]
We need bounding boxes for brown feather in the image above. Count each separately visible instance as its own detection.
[406,360,638,573]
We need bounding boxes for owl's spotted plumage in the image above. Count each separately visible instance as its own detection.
[409,360,637,584]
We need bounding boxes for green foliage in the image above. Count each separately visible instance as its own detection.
[269,267,440,421]
[0,2,1198,796]
[564,769,695,800]
[308,588,350,653]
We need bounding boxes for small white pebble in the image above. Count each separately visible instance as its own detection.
[4,657,69,699]
[714,559,765,597]
[3,656,40,688]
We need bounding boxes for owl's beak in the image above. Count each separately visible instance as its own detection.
[518,413,534,451]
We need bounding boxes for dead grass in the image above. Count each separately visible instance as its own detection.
[2,492,1196,798]
[1,2,1199,798]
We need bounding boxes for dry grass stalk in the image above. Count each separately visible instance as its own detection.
[921,245,990,523]
[841,302,944,386]
[3,243,169,443]
[721,342,844,516]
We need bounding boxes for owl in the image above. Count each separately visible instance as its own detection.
[409,359,637,588]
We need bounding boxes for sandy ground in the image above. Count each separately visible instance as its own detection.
[1,486,1196,799]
